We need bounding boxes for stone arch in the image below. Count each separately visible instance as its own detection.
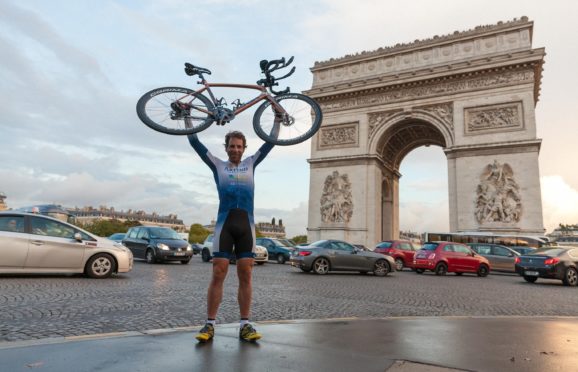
[305,17,546,247]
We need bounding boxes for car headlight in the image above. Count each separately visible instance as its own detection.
[186,244,192,251]
[157,243,170,250]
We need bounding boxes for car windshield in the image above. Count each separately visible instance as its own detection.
[278,239,296,247]
[529,248,567,256]
[376,242,393,248]
[274,240,293,247]
[421,243,439,251]
[310,240,329,247]
[149,227,180,239]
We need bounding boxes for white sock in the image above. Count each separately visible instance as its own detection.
[240,319,250,327]
[206,320,216,326]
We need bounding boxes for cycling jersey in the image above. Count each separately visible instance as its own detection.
[188,134,274,258]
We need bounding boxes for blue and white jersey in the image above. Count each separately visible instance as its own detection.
[188,134,274,251]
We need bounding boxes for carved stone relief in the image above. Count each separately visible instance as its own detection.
[318,123,359,149]
[474,160,522,224]
[319,69,534,113]
[465,102,523,134]
[320,171,353,223]
[367,110,402,138]
[414,102,454,129]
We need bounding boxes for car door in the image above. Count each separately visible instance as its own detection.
[455,244,478,271]
[25,216,85,270]
[491,245,515,272]
[399,242,415,264]
[333,241,365,270]
[134,228,150,259]
[0,215,29,269]
[122,228,139,256]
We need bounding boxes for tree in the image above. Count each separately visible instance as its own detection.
[81,219,141,237]
[291,235,308,244]
[189,223,210,243]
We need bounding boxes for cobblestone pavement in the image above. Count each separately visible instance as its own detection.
[2,256,578,342]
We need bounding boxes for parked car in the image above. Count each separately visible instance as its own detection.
[514,246,578,286]
[123,226,193,264]
[413,241,490,276]
[0,212,133,278]
[510,246,537,255]
[190,243,203,255]
[374,240,419,271]
[201,234,268,265]
[107,233,126,243]
[256,237,295,264]
[289,239,395,276]
[467,243,520,273]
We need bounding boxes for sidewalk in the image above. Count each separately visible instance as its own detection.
[1,317,577,372]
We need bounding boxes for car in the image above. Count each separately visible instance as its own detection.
[107,233,126,243]
[190,243,203,255]
[510,246,537,255]
[289,239,395,276]
[201,234,268,265]
[514,246,578,286]
[123,226,193,264]
[467,243,520,273]
[374,240,420,271]
[0,212,133,279]
[413,241,490,276]
[255,237,296,264]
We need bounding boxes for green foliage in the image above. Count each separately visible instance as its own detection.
[255,229,264,238]
[189,223,210,243]
[80,219,141,237]
[291,235,308,244]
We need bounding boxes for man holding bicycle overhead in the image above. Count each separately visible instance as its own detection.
[189,127,278,343]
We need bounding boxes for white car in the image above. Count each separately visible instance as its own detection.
[201,234,268,265]
[0,212,133,278]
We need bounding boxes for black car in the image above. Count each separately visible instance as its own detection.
[123,226,192,264]
[514,246,578,286]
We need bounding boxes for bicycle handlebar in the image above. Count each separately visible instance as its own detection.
[257,56,295,95]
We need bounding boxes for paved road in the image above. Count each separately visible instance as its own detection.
[2,256,578,342]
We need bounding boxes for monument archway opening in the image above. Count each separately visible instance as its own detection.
[305,17,546,248]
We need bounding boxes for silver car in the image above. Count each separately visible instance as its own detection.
[0,212,133,278]
[290,239,395,276]
[467,243,520,272]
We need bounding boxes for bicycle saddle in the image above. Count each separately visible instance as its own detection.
[184,63,211,76]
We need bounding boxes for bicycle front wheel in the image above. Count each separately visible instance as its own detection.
[136,87,215,135]
[253,93,322,146]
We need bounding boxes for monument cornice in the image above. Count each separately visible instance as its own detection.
[444,139,542,159]
[308,154,400,175]
[312,17,533,69]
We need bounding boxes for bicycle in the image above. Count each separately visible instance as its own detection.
[136,57,323,146]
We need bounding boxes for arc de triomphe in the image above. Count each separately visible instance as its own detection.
[304,17,546,247]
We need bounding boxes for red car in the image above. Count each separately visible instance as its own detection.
[413,241,490,276]
[374,240,420,271]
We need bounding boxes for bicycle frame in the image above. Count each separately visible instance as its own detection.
[182,78,285,118]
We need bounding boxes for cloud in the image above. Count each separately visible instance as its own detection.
[541,176,578,232]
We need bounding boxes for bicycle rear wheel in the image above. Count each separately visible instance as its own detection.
[136,87,215,135]
[253,93,322,146]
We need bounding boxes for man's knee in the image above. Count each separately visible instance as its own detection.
[212,259,229,281]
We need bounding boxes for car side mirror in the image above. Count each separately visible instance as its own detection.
[74,232,83,242]
[352,248,359,254]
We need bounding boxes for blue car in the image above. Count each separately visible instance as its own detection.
[256,237,295,264]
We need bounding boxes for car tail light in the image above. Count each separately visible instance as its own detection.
[514,257,521,264]
[544,257,560,265]
[299,251,312,256]
[427,253,436,260]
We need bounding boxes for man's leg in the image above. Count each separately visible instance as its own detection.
[236,257,254,318]
[208,258,229,318]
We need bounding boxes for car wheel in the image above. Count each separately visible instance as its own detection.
[145,249,156,264]
[313,257,330,275]
[374,259,391,277]
[85,253,115,279]
[434,262,447,276]
[276,254,286,264]
[181,259,191,265]
[394,258,404,271]
[524,276,538,283]
[563,267,578,286]
[415,269,425,274]
[477,264,489,277]
[201,249,211,263]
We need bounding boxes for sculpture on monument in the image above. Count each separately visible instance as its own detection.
[474,160,522,224]
[320,171,353,223]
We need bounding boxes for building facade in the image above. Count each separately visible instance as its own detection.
[69,206,186,232]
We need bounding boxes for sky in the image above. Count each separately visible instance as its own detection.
[1,0,577,238]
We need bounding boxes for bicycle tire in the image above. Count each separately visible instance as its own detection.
[252,93,322,146]
[136,87,215,135]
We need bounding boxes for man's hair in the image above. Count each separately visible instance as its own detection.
[224,131,247,148]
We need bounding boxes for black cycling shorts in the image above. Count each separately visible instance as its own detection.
[212,208,255,259]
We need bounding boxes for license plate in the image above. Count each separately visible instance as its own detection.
[174,252,185,256]
[525,270,539,276]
